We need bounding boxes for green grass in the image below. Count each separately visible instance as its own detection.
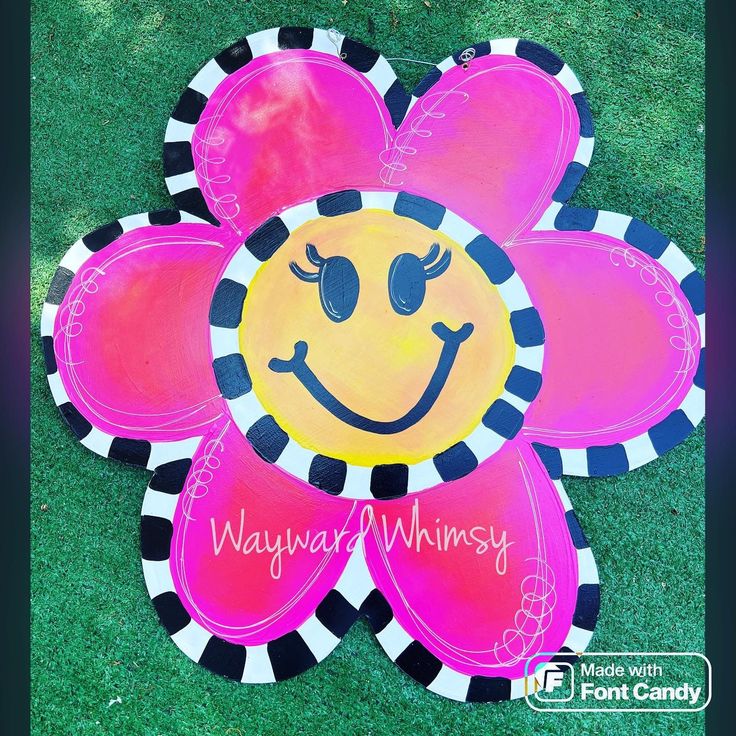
[31,1,705,734]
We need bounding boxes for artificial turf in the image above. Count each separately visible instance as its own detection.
[31,1,705,734]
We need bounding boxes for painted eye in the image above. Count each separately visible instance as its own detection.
[388,242,452,315]
[290,243,360,322]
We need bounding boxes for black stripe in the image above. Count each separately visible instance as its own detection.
[532,442,562,479]
[267,631,318,681]
[554,205,598,232]
[516,39,564,75]
[573,584,600,631]
[433,442,478,482]
[550,646,579,667]
[58,401,92,440]
[244,217,290,261]
[171,86,208,125]
[370,464,409,500]
[586,443,629,476]
[308,455,347,495]
[340,37,380,73]
[149,459,192,494]
[395,641,442,687]
[572,92,594,138]
[413,66,442,97]
[246,415,288,463]
[384,79,411,128]
[108,437,151,467]
[152,591,191,635]
[42,335,57,374]
[163,141,195,177]
[215,37,253,74]
[315,590,359,639]
[316,190,362,217]
[171,188,219,226]
[466,676,512,703]
[693,348,705,389]
[277,26,313,50]
[209,278,247,329]
[199,636,247,681]
[148,209,181,226]
[82,220,124,252]
[46,266,74,305]
[360,589,393,634]
[393,191,445,230]
[565,510,589,549]
[140,515,173,562]
[552,161,587,203]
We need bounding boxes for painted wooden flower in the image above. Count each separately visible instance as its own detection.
[42,28,704,702]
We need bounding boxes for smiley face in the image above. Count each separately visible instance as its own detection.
[239,205,517,466]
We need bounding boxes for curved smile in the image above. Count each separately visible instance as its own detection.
[268,321,474,435]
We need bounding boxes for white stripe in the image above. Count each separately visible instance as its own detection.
[555,64,583,95]
[406,459,443,494]
[179,211,208,225]
[426,665,470,700]
[141,489,179,520]
[119,214,151,233]
[210,326,240,360]
[375,618,413,660]
[363,56,396,96]
[164,118,196,143]
[228,394,265,431]
[531,201,562,231]
[276,439,313,480]
[188,59,228,97]
[560,448,588,475]
[461,424,504,462]
[342,464,373,499]
[360,190,398,211]
[436,57,455,73]
[658,242,696,283]
[592,210,631,240]
[563,625,594,653]
[222,246,262,285]
[165,171,198,195]
[147,436,201,470]
[247,28,280,58]
[498,389,529,414]
[171,620,211,661]
[440,209,481,245]
[47,371,69,406]
[141,558,175,599]
[490,38,518,55]
[679,384,705,426]
[241,644,275,683]
[573,135,594,167]
[577,547,599,584]
[554,479,572,511]
[514,345,544,372]
[310,28,341,56]
[297,616,340,662]
[40,303,59,337]
[279,200,320,231]
[622,433,657,469]
[59,240,93,273]
[80,427,114,457]
[496,272,532,312]
[697,314,705,347]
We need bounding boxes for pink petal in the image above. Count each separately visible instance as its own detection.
[510,222,704,475]
[44,214,238,454]
[362,440,597,699]
[178,30,399,235]
[395,41,591,244]
[146,419,364,680]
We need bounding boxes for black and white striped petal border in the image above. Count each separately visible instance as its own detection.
[42,210,210,468]
[210,190,545,499]
[404,37,594,202]
[530,208,705,477]
[141,451,375,682]
[163,27,411,226]
[361,476,599,702]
